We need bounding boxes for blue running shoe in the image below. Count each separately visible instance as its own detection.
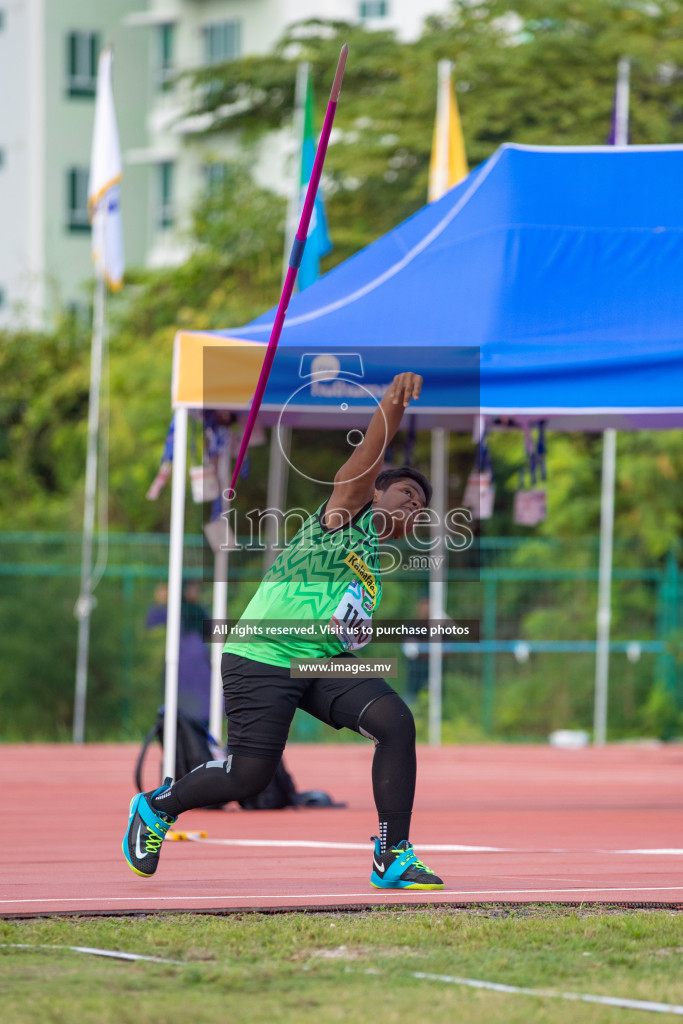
[123,777,177,877]
[370,836,444,890]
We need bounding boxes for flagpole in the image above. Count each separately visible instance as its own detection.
[614,57,630,147]
[433,59,451,201]
[283,62,309,287]
[73,268,106,743]
[73,46,124,742]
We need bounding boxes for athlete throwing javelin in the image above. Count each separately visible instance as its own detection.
[123,371,444,890]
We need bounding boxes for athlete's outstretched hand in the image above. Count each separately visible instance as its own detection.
[326,370,423,522]
[388,372,423,408]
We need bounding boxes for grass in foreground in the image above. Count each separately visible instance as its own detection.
[2,906,683,1024]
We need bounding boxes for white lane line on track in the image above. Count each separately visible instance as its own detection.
[185,838,683,855]
[614,850,683,855]
[4,885,683,906]
[1,943,183,964]
[185,839,501,852]
[384,970,683,1017]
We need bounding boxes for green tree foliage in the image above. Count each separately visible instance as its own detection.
[2,2,683,737]
[5,1,683,534]
[189,2,683,259]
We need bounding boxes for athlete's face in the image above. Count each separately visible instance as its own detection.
[372,478,428,540]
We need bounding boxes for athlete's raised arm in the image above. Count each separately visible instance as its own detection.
[323,371,422,528]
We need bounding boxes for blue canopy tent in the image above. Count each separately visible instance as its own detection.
[162,143,683,773]
[174,142,683,429]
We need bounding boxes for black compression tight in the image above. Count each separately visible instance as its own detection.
[151,754,280,817]
[335,689,417,851]
[152,689,417,850]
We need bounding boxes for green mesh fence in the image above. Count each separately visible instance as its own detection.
[0,532,679,742]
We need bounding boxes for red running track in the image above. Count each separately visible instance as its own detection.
[2,742,682,917]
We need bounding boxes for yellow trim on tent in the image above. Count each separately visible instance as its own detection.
[172,331,266,408]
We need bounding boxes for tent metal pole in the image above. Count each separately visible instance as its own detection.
[265,424,291,571]
[428,426,448,747]
[209,559,227,745]
[163,407,188,781]
[209,442,231,745]
[73,271,106,744]
[594,58,625,745]
[593,427,616,746]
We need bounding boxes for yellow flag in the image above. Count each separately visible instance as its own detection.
[428,60,468,202]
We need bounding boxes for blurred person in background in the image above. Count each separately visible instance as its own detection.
[146,580,211,725]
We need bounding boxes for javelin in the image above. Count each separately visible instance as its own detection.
[229,44,349,493]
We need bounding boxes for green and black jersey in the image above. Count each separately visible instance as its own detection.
[223,500,383,667]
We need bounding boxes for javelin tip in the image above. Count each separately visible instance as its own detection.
[330,43,348,102]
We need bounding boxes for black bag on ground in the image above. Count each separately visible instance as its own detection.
[134,707,298,811]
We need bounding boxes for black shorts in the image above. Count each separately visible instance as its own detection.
[221,651,395,760]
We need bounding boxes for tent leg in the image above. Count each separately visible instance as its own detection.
[593,428,616,746]
[209,443,231,745]
[209,556,227,745]
[163,407,188,782]
[428,427,448,747]
[265,424,291,571]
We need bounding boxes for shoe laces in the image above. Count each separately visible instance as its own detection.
[144,829,164,855]
[411,855,435,874]
[392,843,435,875]
[147,814,172,847]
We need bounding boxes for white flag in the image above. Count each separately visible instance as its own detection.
[88,47,124,290]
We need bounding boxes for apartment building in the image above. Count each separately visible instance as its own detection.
[0,0,451,328]
[0,0,149,328]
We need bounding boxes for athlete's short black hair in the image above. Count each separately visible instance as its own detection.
[374,466,432,507]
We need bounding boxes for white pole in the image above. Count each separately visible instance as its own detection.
[162,406,188,781]
[593,428,617,746]
[209,442,231,745]
[428,426,448,747]
[594,58,628,745]
[264,424,291,571]
[431,60,452,202]
[282,63,308,286]
[73,272,106,743]
[614,57,630,147]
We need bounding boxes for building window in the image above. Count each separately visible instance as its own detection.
[0,11,5,31]
[156,23,174,91]
[0,148,4,169]
[158,161,174,229]
[358,1,389,18]
[0,287,5,309]
[203,161,230,192]
[66,167,90,231]
[67,30,99,97]
[203,21,241,64]
[65,301,89,326]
